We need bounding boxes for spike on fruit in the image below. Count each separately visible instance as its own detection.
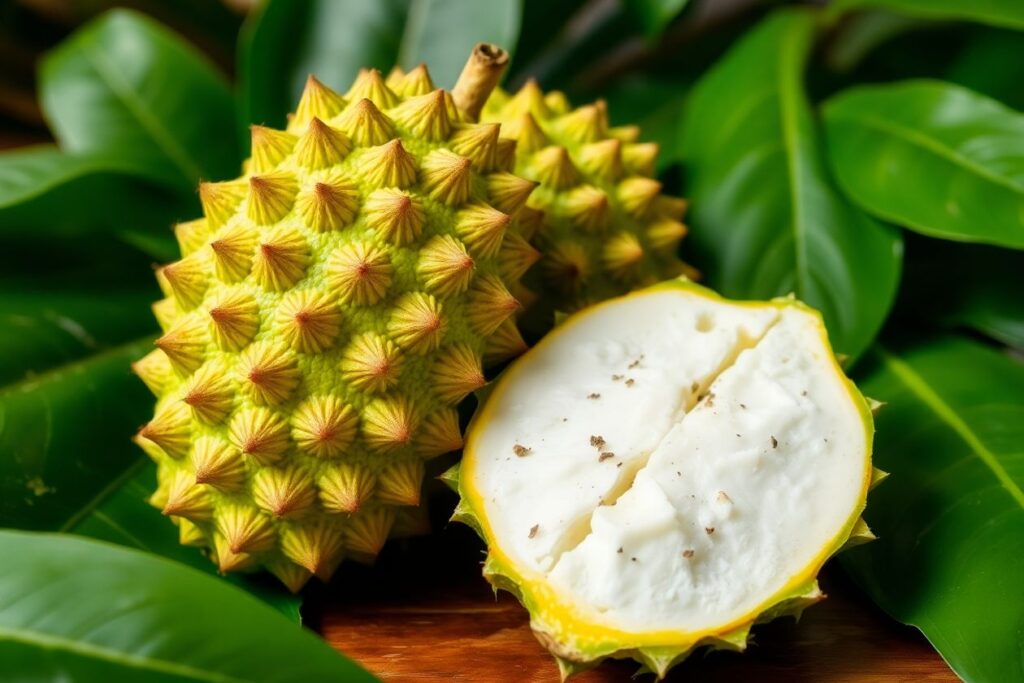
[276,290,342,354]
[318,463,375,514]
[376,460,424,507]
[253,466,317,518]
[364,189,425,246]
[449,123,500,171]
[247,172,298,225]
[291,75,346,131]
[229,408,291,466]
[362,396,418,451]
[253,228,309,291]
[391,89,451,141]
[295,118,352,170]
[296,175,359,232]
[420,149,472,206]
[341,333,404,394]
[326,242,393,305]
[337,98,394,147]
[209,226,257,283]
[417,235,475,298]
[486,173,537,215]
[455,203,511,259]
[250,126,297,173]
[360,139,417,189]
[192,436,246,491]
[199,180,246,228]
[346,69,399,109]
[292,395,359,458]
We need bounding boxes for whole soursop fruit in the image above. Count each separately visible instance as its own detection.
[480,79,696,330]
[449,279,882,678]
[133,48,539,591]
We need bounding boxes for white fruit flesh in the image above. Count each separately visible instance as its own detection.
[461,281,872,657]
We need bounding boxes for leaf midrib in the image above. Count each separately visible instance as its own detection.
[77,39,203,185]
[777,18,809,301]
[828,108,1024,196]
[878,347,1024,508]
[0,625,249,683]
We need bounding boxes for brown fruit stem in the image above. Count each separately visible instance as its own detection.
[452,43,509,122]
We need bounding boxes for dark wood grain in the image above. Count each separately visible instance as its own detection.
[309,499,956,682]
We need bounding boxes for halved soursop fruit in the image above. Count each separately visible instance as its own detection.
[133,47,538,591]
[482,80,697,331]
[450,279,879,678]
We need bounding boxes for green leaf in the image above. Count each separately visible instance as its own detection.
[846,337,1024,683]
[0,289,155,387]
[0,146,192,259]
[623,0,690,36]
[831,0,1024,30]
[947,28,1024,115]
[399,0,523,88]
[898,238,1024,348]
[681,8,902,360]
[0,531,376,681]
[39,9,239,188]
[0,338,153,531]
[823,80,1024,249]
[239,0,407,133]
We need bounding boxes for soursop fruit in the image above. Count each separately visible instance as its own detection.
[483,79,696,330]
[133,50,539,591]
[449,279,881,678]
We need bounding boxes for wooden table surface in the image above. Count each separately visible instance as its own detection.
[308,503,956,683]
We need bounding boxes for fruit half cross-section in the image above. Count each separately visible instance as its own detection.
[451,279,881,678]
[133,46,539,591]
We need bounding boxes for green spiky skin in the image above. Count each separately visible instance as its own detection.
[480,81,695,333]
[134,66,537,592]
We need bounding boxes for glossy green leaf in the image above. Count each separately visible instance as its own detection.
[399,0,523,88]
[0,146,190,259]
[624,0,690,35]
[39,9,239,188]
[898,238,1024,349]
[0,338,153,531]
[681,8,903,360]
[824,81,1024,249]
[831,0,1024,30]
[239,0,407,133]
[0,289,155,387]
[0,531,375,681]
[846,337,1024,683]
